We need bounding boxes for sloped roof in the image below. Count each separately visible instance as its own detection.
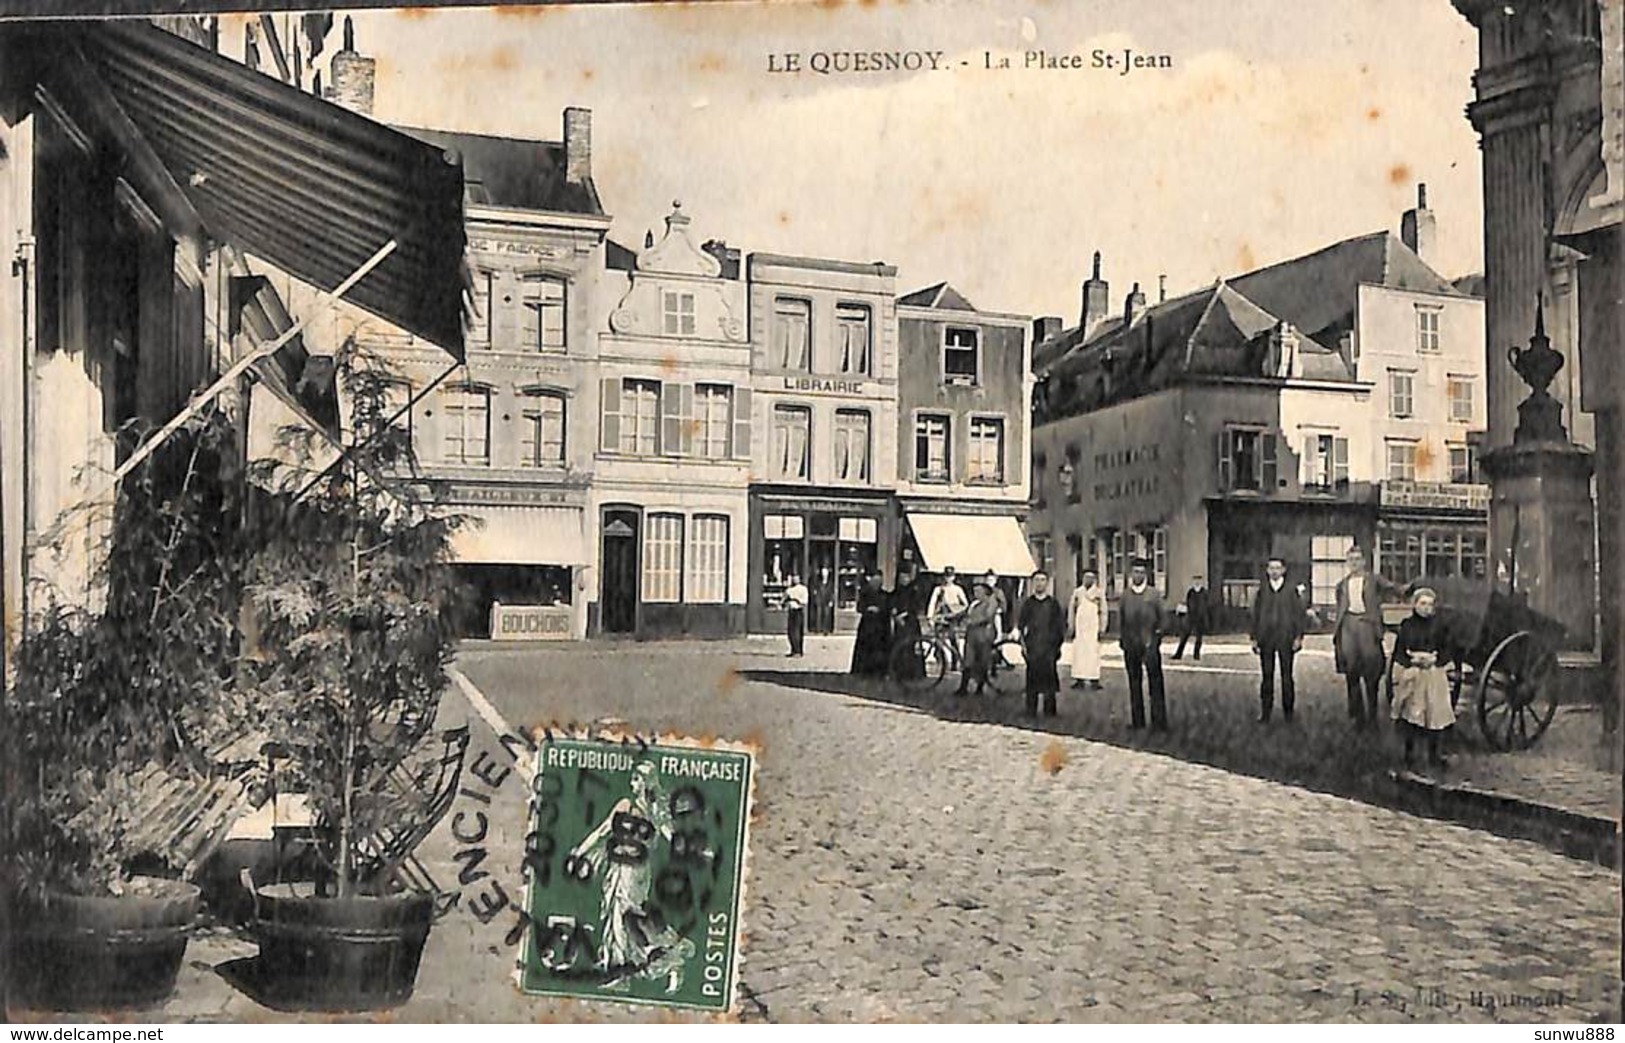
[393,125,605,217]
[899,281,978,311]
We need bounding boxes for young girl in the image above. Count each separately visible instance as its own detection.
[1390,587,1456,770]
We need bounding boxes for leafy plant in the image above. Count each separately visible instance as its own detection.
[242,340,465,898]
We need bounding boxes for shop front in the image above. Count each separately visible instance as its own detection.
[442,484,590,640]
[1375,480,1491,587]
[748,490,895,635]
[1204,494,1379,629]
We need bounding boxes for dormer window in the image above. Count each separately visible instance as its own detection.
[663,290,697,336]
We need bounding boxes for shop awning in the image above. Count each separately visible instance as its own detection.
[69,21,468,358]
[905,511,1037,576]
[451,506,588,567]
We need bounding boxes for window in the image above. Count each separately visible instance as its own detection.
[1218,428,1278,492]
[1311,535,1355,607]
[967,417,1005,483]
[1303,433,1350,488]
[915,414,951,482]
[944,327,979,384]
[1448,443,1478,484]
[762,514,805,610]
[662,290,697,337]
[1416,307,1441,353]
[772,405,811,480]
[1033,453,1048,507]
[440,386,489,464]
[1448,376,1474,423]
[620,379,661,456]
[833,409,871,482]
[1150,527,1168,594]
[837,517,879,610]
[521,275,567,352]
[688,515,729,604]
[1389,371,1415,419]
[643,514,684,603]
[694,384,732,460]
[1029,535,1054,578]
[774,298,811,369]
[467,271,494,349]
[1379,527,1424,584]
[1387,440,1419,481]
[836,303,871,375]
[1109,530,1126,593]
[519,391,566,467]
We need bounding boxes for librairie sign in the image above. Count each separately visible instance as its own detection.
[781,376,869,395]
[1380,480,1491,512]
[491,603,573,641]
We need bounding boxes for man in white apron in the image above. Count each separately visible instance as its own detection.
[1068,569,1107,690]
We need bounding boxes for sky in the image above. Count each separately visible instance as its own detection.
[301,0,1483,323]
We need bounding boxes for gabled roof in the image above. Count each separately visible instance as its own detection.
[393,125,605,217]
[899,281,977,311]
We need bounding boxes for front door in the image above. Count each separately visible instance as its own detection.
[601,509,640,634]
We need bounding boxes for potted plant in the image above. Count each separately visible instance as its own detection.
[237,341,465,1011]
[4,409,249,1011]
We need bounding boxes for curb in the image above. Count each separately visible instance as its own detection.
[1385,771,1620,868]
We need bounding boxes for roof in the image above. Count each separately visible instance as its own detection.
[899,282,977,311]
[393,125,605,217]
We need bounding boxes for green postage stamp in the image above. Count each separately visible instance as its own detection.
[519,732,757,1013]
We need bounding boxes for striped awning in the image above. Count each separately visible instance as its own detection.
[70,21,468,359]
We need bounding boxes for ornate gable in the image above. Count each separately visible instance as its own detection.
[608,202,745,341]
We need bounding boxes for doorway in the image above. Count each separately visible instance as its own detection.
[600,508,640,634]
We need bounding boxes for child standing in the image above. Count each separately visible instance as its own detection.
[1390,587,1456,771]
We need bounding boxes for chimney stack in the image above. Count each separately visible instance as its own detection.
[1158,274,1167,303]
[1033,315,1063,346]
[1401,181,1437,266]
[1124,281,1147,328]
[1080,250,1109,337]
[323,16,375,116]
[564,107,592,185]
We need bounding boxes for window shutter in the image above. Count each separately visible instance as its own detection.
[680,383,695,456]
[1302,435,1318,485]
[600,377,621,453]
[731,387,753,459]
[1333,437,1350,485]
[1217,431,1232,490]
[1261,433,1278,491]
[661,381,684,457]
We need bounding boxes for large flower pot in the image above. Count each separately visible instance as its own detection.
[6,879,200,1011]
[251,885,433,1011]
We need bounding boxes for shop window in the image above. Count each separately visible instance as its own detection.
[522,274,567,353]
[833,409,871,483]
[619,379,661,456]
[1109,529,1126,593]
[774,297,811,370]
[1218,427,1277,492]
[943,327,979,385]
[1386,440,1418,482]
[836,303,871,375]
[519,390,566,467]
[762,514,806,610]
[1152,527,1168,594]
[1303,433,1350,489]
[643,513,684,603]
[695,384,732,460]
[687,514,729,604]
[836,516,879,611]
[1379,527,1424,584]
[967,417,1005,483]
[1463,531,1488,579]
[915,413,951,483]
[1311,535,1354,607]
[1448,376,1474,423]
[1425,531,1459,579]
[663,290,697,337]
[440,386,490,465]
[772,404,812,480]
[1389,370,1416,418]
[1416,306,1441,354]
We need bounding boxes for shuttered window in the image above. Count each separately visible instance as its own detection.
[643,513,684,603]
[688,515,730,604]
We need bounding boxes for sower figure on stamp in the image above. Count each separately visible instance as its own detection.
[783,572,808,658]
[1172,574,1210,661]
[1118,558,1169,731]
[1018,570,1067,718]
[1250,555,1307,723]
[1334,545,1399,727]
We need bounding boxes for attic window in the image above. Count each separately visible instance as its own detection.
[663,290,696,336]
[943,327,979,385]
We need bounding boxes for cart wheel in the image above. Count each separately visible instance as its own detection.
[1476,630,1560,751]
[890,636,948,692]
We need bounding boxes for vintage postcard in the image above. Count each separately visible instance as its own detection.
[0,0,1619,1027]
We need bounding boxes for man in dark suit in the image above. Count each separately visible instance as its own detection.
[1250,556,1307,722]
[1118,558,1169,731]
[1172,574,1210,661]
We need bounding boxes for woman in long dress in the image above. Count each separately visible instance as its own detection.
[955,581,1001,696]
[1390,587,1456,771]
[1069,570,1107,690]
[850,572,892,676]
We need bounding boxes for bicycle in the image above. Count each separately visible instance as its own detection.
[888,616,1025,697]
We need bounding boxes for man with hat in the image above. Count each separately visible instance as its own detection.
[1118,557,1169,730]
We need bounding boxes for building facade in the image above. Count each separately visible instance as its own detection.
[590,205,752,638]
[893,283,1036,591]
[744,253,899,635]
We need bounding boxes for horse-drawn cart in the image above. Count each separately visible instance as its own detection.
[1381,576,1566,751]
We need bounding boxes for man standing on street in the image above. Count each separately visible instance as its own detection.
[926,566,969,630]
[1334,545,1395,727]
[1250,556,1307,722]
[1172,574,1210,661]
[1018,570,1067,718]
[784,572,809,658]
[1119,558,1169,731]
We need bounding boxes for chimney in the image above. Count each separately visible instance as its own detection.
[1033,315,1063,346]
[702,239,742,279]
[1080,250,1109,337]
[1124,281,1147,328]
[323,16,375,116]
[564,107,592,185]
[1269,321,1300,378]
[1401,182,1436,266]
[1158,274,1167,303]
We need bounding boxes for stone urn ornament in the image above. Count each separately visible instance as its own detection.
[1507,297,1570,444]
